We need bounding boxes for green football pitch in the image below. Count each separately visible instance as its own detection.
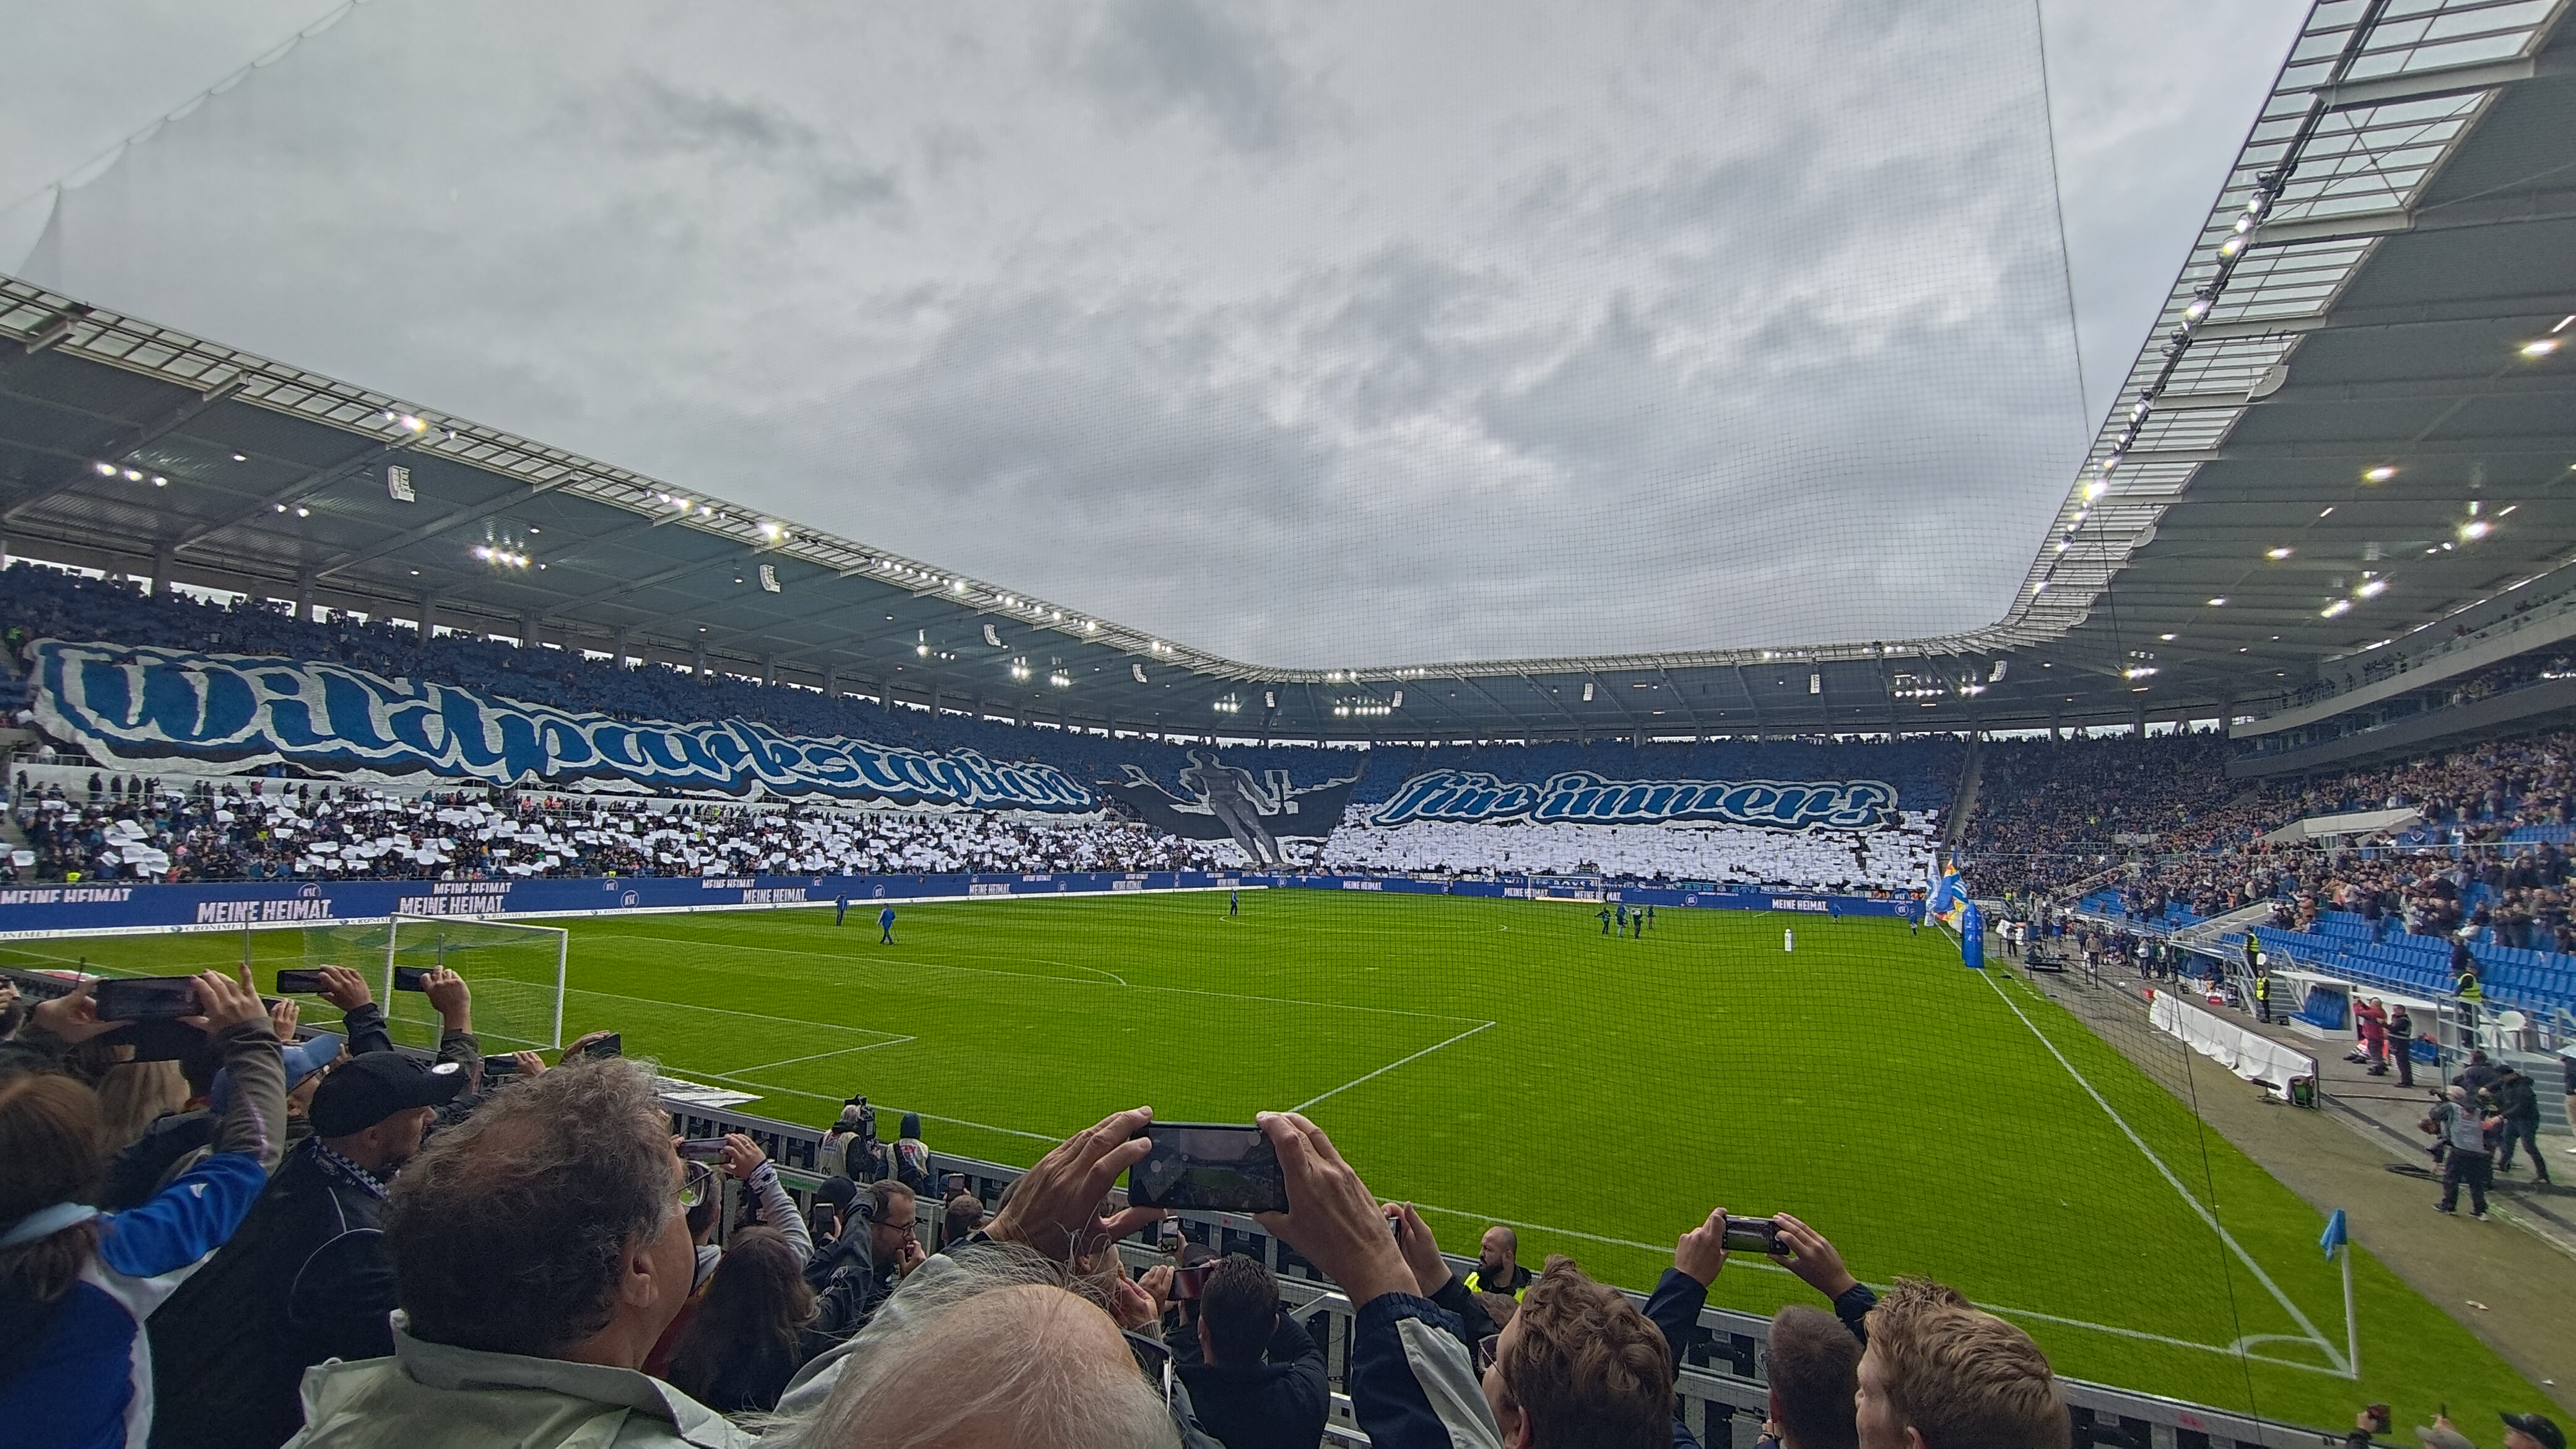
[12,889,2541,1426]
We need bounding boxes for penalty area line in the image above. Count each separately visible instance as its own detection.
[1289,1021,1497,1114]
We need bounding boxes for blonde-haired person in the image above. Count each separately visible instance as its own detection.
[1854,1279,2065,1449]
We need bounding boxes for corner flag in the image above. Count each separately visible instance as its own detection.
[2320,1208,2347,1260]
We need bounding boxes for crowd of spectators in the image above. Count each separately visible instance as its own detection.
[1317,812,1941,892]
[1965,729,2576,957]
[0,962,2087,1449]
[11,775,1238,884]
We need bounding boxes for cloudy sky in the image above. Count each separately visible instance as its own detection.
[0,0,2310,669]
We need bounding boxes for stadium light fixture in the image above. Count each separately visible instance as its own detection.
[2159,633,2177,642]
[2206,597,2226,607]
[2461,519,2492,541]
[150,475,166,487]
[2320,506,2336,517]
[2266,547,2292,560]
[2357,577,2388,598]
[2521,339,2559,359]
[92,460,116,476]
[2363,465,2396,482]
[294,505,310,518]
[2322,599,2352,617]
[121,468,142,481]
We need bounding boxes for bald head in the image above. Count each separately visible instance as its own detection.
[785,1261,1175,1449]
[1480,1225,1519,1278]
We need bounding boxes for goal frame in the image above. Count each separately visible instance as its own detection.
[383,913,570,1050]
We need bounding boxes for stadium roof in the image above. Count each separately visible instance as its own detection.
[0,0,2569,745]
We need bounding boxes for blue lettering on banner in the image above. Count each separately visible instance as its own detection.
[28,640,1096,811]
[1369,770,1899,830]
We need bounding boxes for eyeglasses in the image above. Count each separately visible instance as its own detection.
[677,1159,715,1210]
[1473,1334,1503,1375]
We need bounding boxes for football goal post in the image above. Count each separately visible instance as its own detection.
[372,915,568,1053]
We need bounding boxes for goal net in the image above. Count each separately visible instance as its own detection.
[375,915,566,1053]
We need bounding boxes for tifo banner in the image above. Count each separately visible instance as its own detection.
[1094,752,1360,867]
[27,641,1094,811]
[1370,769,1900,830]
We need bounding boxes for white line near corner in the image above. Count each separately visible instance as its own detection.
[1973,968,2346,1372]
[1289,1020,1497,1114]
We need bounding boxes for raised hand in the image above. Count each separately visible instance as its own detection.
[1674,1206,1728,1288]
[1383,1201,1454,1297]
[985,1106,1164,1261]
[315,964,373,1012]
[1769,1213,1860,1300]
[1253,1112,1413,1308]
[184,969,269,1036]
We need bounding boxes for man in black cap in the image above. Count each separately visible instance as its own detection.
[147,1051,471,1449]
[2502,1410,2566,1449]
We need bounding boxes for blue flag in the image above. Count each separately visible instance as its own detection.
[2320,1208,2347,1259]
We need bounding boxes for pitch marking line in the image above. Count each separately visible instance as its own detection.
[724,1038,918,1076]
[1973,969,2347,1373]
[591,931,1486,1024]
[1290,1021,1498,1114]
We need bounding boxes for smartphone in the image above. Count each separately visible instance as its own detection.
[1170,1261,1214,1302]
[393,967,432,993]
[93,976,204,1021]
[274,969,328,995]
[677,1138,731,1162]
[1721,1215,1786,1255]
[1126,1123,1288,1214]
[579,1032,623,1060]
[481,1052,521,1079]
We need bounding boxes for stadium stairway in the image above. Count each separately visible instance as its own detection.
[1941,733,1983,853]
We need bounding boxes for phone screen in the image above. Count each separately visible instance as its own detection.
[274,969,328,995]
[392,967,432,993]
[677,1138,731,1162]
[93,977,204,1021]
[580,1032,623,1060]
[1721,1216,1784,1255]
[1126,1124,1287,1214]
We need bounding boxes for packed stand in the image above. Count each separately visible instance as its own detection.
[10,775,1238,884]
[1318,813,1941,892]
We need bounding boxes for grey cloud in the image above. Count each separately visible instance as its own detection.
[603,73,904,216]
[1077,0,1308,154]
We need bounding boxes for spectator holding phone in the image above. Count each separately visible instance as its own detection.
[1648,1209,1858,1449]
[768,1105,1217,1448]
[148,1052,473,1449]
[280,1056,754,1449]
[644,1134,811,1380]
[1251,1109,1686,1448]
[0,972,285,1449]
[1170,1254,1328,1449]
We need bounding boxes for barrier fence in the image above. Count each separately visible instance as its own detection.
[663,1096,2326,1449]
[0,868,1912,939]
